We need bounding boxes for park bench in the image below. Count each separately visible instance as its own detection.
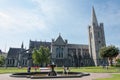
[39,67,51,72]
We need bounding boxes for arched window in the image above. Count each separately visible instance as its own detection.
[90,32,92,39]
[98,32,100,38]
[56,46,63,58]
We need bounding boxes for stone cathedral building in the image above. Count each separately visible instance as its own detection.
[6,7,106,67]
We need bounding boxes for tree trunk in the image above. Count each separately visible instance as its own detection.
[109,57,113,66]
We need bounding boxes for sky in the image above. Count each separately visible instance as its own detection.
[0,0,120,52]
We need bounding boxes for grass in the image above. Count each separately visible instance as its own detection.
[0,66,120,79]
[96,74,120,80]
[0,66,120,74]
[56,66,120,73]
[0,67,35,74]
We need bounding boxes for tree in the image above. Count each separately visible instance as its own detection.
[0,55,5,66]
[115,57,120,67]
[32,46,50,66]
[99,45,119,66]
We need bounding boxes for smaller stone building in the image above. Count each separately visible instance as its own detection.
[6,48,26,67]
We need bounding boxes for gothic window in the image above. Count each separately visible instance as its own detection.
[78,49,81,54]
[93,23,95,26]
[56,48,59,58]
[23,60,27,65]
[25,60,27,65]
[12,59,14,65]
[24,60,25,65]
[56,46,63,58]
[60,48,63,58]
[98,32,100,38]
[10,59,11,64]
[23,59,25,65]
[22,60,24,65]
[90,32,92,39]
[11,59,13,64]
[99,41,101,44]
[7,59,9,64]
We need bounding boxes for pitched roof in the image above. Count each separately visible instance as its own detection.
[7,48,25,58]
[29,40,51,49]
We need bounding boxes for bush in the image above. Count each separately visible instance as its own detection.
[0,55,5,66]
[115,58,120,67]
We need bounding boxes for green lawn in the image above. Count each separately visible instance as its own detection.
[0,66,120,80]
[56,66,120,73]
[0,66,120,74]
[0,67,35,74]
[96,74,120,80]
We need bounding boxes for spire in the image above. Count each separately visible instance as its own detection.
[58,33,62,40]
[92,6,98,26]
[21,42,24,49]
[59,33,61,36]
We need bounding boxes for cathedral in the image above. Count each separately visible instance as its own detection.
[6,7,106,67]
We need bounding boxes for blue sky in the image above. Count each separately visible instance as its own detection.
[0,0,120,52]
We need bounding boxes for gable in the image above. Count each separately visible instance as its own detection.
[54,35,66,45]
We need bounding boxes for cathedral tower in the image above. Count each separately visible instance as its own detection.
[88,7,106,66]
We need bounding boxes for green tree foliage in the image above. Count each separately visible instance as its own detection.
[99,45,119,66]
[116,58,120,67]
[0,55,5,66]
[32,46,50,66]
[116,58,120,63]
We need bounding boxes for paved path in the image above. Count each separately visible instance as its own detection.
[0,73,114,80]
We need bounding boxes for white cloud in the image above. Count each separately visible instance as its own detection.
[0,9,47,35]
[94,1,120,48]
[0,0,52,34]
[96,1,120,26]
[31,0,66,21]
[0,0,119,52]
[0,12,14,30]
